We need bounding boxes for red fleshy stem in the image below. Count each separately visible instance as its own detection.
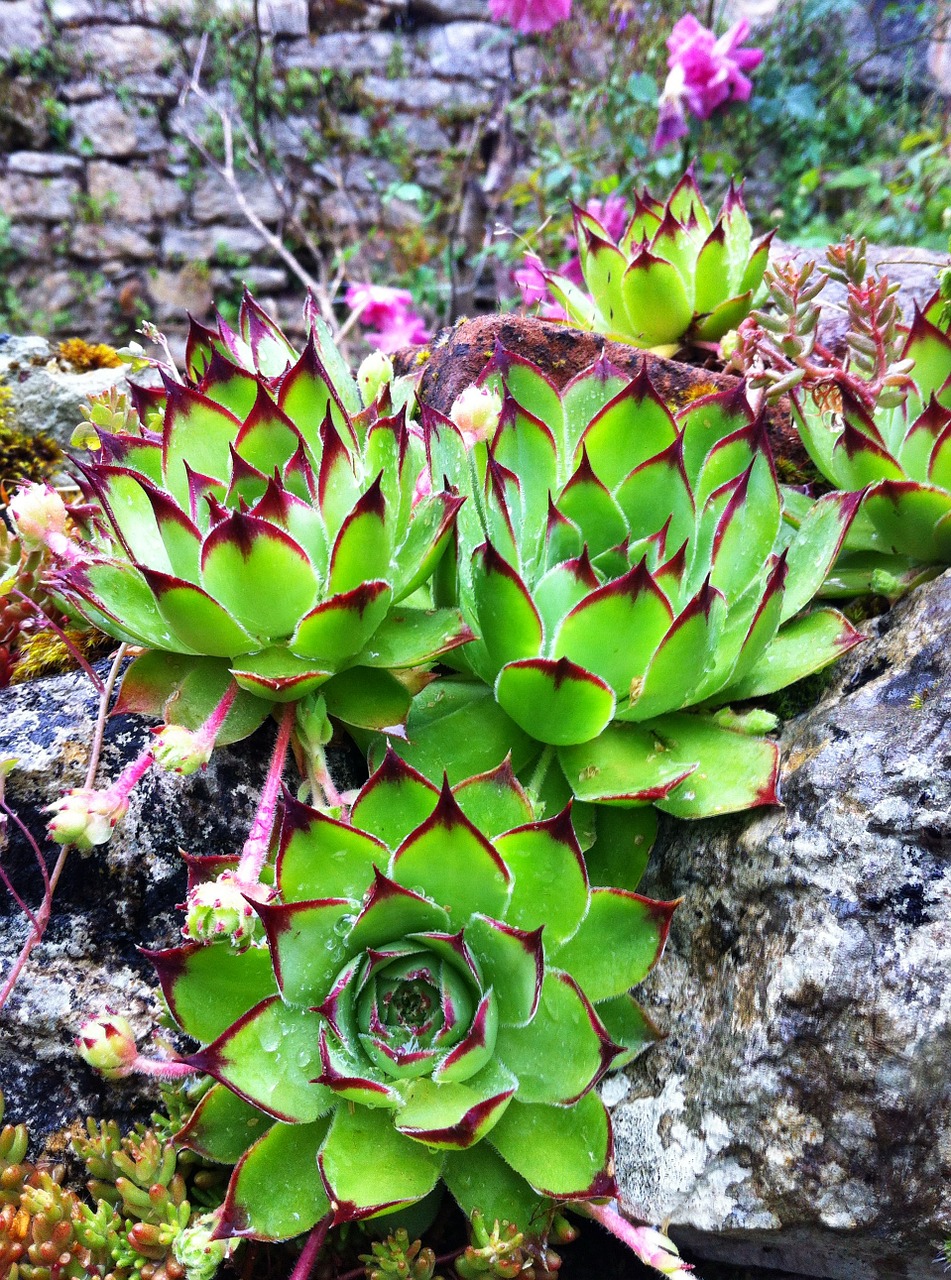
[236,703,296,888]
[101,748,154,809]
[287,1215,331,1280]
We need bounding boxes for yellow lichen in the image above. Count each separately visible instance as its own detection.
[9,628,109,685]
[57,338,123,372]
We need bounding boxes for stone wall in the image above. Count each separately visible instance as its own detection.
[0,0,526,346]
[0,0,945,348]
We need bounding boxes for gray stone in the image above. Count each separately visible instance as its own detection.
[190,170,285,225]
[48,0,127,24]
[361,73,491,112]
[87,160,185,222]
[261,0,308,34]
[146,264,215,324]
[280,29,402,75]
[413,20,511,81]
[0,173,80,221]
[0,342,128,446]
[160,224,268,261]
[614,570,951,1280]
[6,151,83,176]
[70,221,154,259]
[391,110,451,153]
[409,0,488,21]
[67,97,166,158]
[61,23,178,77]
[0,661,364,1140]
[0,0,45,53]
[60,78,103,103]
[239,265,289,291]
[115,73,183,101]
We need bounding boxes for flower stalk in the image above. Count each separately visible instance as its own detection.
[578,1202,695,1278]
[235,702,296,889]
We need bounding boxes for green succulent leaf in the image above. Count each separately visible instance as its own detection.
[493,811,589,947]
[595,993,662,1069]
[558,723,696,805]
[489,1093,615,1199]
[322,666,412,731]
[318,1103,443,1221]
[863,479,951,561]
[350,748,440,847]
[496,658,616,747]
[451,759,534,838]
[442,1142,550,1236]
[220,1117,331,1240]
[187,997,332,1122]
[552,890,675,1001]
[176,1083,274,1164]
[278,798,389,902]
[148,942,278,1044]
[652,712,780,817]
[353,606,474,668]
[717,606,863,701]
[464,915,543,1028]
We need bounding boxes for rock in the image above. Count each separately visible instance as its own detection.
[70,222,155,260]
[146,265,215,324]
[60,24,179,78]
[67,97,166,159]
[160,224,268,262]
[0,172,80,221]
[0,0,45,54]
[614,570,951,1280]
[280,29,401,75]
[190,170,284,225]
[0,662,366,1144]
[6,151,83,176]
[396,313,808,474]
[408,0,488,21]
[87,160,186,222]
[0,336,128,447]
[413,21,512,81]
[360,73,493,113]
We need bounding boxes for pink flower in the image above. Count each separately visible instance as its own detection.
[345,282,430,354]
[489,0,571,35]
[584,193,628,242]
[653,14,763,150]
[513,254,549,307]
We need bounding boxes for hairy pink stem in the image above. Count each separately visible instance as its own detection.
[0,644,126,1011]
[287,1215,331,1280]
[237,703,296,887]
[131,1055,198,1080]
[578,1203,694,1277]
[102,748,154,807]
[203,681,239,742]
[11,590,105,693]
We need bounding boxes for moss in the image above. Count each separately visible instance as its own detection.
[0,385,62,485]
[9,627,111,684]
[57,337,122,371]
[759,664,838,722]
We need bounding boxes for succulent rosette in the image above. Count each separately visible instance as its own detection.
[149,753,673,1239]
[51,295,467,740]
[401,345,862,822]
[793,300,951,585]
[542,173,773,353]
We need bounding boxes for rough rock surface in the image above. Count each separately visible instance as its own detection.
[614,570,951,1280]
[0,660,364,1148]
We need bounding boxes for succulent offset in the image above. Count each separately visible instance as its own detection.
[542,173,772,352]
[402,344,862,821]
[795,301,951,580]
[50,294,467,741]
[150,753,673,1240]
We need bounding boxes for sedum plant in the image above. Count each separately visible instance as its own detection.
[48,293,466,751]
[735,239,951,594]
[541,173,772,354]
[400,346,861,825]
[148,753,673,1242]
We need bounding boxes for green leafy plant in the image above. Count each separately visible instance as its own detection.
[148,754,672,1243]
[397,345,861,830]
[541,172,772,353]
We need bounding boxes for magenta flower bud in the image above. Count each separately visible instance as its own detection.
[8,482,73,557]
[449,385,502,447]
[46,786,129,851]
[75,1013,139,1079]
[183,872,257,950]
[152,724,214,776]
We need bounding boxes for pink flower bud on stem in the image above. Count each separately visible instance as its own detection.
[152,683,238,775]
[76,1013,196,1081]
[46,748,153,851]
[577,1203,695,1278]
[7,483,76,560]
